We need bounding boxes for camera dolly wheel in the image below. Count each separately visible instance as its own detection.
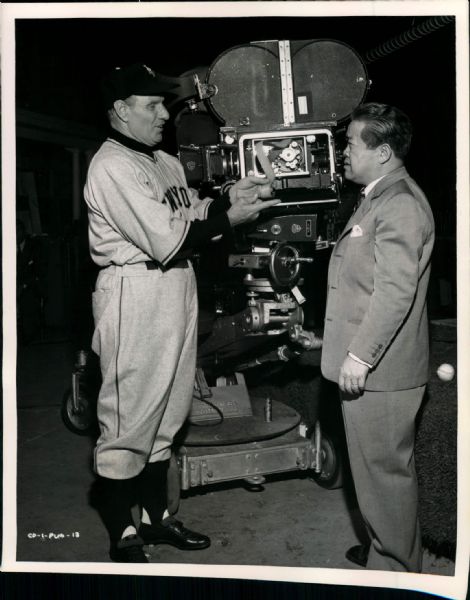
[310,421,344,490]
[61,388,94,436]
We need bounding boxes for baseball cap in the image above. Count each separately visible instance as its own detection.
[101,63,178,108]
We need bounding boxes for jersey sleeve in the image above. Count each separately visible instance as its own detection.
[169,156,214,220]
[86,152,189,265]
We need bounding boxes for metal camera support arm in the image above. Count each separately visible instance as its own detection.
[196,242,322,371]
[230,242,321,346]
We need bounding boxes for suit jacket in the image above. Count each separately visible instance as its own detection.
[321,166,435,391]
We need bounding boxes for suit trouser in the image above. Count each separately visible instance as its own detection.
[340,386,425,572]
[91,262,198,480]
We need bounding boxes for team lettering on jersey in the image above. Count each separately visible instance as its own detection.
[162,186,192,213]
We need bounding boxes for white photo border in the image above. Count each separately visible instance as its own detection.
[2,2,469,599]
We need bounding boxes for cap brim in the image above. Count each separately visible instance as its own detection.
[133,75,179,97]
[136,82,178,96]
[101,71,180,109]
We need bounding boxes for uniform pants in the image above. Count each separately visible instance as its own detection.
[91,262,198,479]
[340,386,425,572]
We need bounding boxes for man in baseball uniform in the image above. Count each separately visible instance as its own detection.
[84,63,279,562]
[321,103,434,571]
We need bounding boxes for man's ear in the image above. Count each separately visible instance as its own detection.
[113,99,129,122]
[377,143,392,164]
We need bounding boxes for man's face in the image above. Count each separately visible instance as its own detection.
[124,95,169,146]
[343,120,380,185]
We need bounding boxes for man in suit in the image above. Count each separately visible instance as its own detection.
[321,103,435,572]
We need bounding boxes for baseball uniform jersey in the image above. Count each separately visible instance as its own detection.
[84,135,214,479]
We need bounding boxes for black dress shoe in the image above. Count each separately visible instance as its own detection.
[345,544,369,568]
[110,534,148,563]
[138,518,210,550]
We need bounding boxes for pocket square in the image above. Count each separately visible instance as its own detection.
[350,224,363,238]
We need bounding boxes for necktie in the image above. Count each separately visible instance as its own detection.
[353,187,366,214]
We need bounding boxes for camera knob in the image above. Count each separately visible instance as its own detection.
[269,243,301,288]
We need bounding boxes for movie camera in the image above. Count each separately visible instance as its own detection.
[175,39,369,371]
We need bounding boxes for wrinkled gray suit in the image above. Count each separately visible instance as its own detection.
[321,166,435,571]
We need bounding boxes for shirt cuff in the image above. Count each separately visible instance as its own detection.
[348,352,372,369]
[179,212,231,252]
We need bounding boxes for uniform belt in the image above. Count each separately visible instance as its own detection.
[145,258,189,271]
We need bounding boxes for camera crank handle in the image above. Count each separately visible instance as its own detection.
[282,257,314,266]
[293,257,314,264]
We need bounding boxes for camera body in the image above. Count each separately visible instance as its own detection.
[176,39,369,372]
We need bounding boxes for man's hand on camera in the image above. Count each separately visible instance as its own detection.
[227,175,280,226]
[228,175,275,204]
[227,195,280,226]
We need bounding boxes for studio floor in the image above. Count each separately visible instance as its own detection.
[12,338,454,575]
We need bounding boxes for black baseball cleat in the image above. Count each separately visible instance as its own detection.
[345,544,370,568]
[110,534,149,563]
[138,517,210,550]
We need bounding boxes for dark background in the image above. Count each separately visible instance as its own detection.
[10,12,461,600]
[15,15,457,347]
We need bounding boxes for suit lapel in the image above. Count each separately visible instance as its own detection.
[336,166,409,244]
[337,194,372,244]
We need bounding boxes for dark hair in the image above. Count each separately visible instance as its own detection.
[350,102,413,160]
